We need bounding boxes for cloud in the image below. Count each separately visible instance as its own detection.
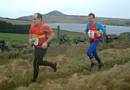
[0,0,130,18]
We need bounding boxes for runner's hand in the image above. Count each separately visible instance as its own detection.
[41,42,48,48]
[81,31,86,36]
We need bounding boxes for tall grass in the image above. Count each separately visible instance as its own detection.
[0,44,130,90]
[0,32,130,90]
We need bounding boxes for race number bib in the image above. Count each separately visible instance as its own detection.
[32,38,39,46]
[88,30,95,39]
[88,30,101,39]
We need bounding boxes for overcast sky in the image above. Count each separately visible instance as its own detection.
[0,0,130,19]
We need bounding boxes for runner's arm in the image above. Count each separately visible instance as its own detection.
[98,23,108,42]
[46,30,55,44]
[98,23,106,34]
[42,25,55,44]
[82,24,89,40]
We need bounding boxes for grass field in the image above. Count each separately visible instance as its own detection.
[0,30,82,44]
[0,32,130,90]
[0,33,28,43]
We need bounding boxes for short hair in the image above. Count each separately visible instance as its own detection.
[35,13,42,20]
[88,13,95,18]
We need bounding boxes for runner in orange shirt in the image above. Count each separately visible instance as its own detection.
[29,13,57,82]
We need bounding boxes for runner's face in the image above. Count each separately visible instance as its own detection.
[88,16,95,23]
[32,14,41,25]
